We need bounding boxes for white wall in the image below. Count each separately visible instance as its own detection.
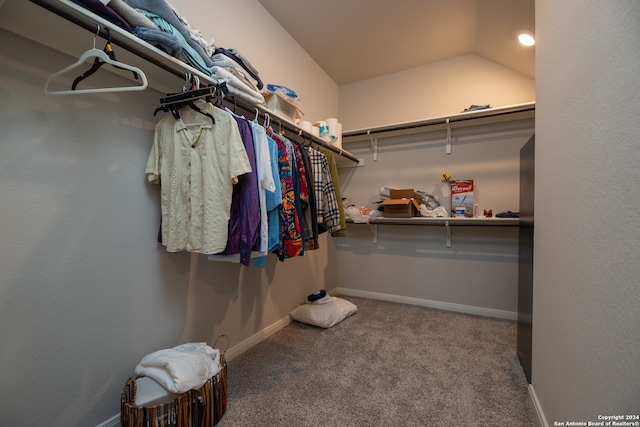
[335,50,535,319]
[335,118,534,318]
[534,0,640,423]
[339,53,535,131]
[172,0,338,123]
[0,0,339,425]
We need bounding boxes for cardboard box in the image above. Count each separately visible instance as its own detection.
[381,189,421,218]
[381,198,421,218]
[390,189,420,200]
[263,92,304,122]
[450,180,474,217]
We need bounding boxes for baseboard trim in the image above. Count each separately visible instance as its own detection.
[95,414,119,427]
[334,287,518,320]
[528,384,548,427]
[224,314,292,362]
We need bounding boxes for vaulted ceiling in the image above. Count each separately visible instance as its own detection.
[257,0,535,85]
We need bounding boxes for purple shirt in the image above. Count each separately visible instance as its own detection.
[217,115,260,265]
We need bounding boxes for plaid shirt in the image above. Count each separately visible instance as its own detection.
[307,148,341,235]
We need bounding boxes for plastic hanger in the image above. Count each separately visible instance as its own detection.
[71,28,139,90]
[153,76,216,124]
[182,75,215,124]
[184,99,215,125]
[44,26,148,95]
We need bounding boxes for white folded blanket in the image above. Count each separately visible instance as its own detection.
[210,53,260,92]
[210,66,265,106]
[135,342,221,394]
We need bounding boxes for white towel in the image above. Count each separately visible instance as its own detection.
[135,342,221,394]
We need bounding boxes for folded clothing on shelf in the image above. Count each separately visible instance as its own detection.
[495,211,519,218]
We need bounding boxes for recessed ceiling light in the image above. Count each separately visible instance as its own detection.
[518,30,535,47]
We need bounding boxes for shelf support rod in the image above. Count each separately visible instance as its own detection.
[367,130,378,161]
[446,118,452,154]
[445,220,452,248]
[368,223,378,244]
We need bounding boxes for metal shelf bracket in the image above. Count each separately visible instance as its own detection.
[368,223,378,244]
[367,130,378,161]
[446,118,452,154]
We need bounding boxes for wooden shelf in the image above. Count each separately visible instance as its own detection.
[342,103,535,143]
[348,216,519,246]
[359,216,519,226]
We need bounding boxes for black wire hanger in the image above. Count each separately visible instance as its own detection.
[153,78,224,124]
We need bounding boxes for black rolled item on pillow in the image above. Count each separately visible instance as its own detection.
[307,289,326,302]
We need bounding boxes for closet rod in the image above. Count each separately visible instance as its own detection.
[229,100,360,163]
[30,0,359,163]
[160,84,227,106]
[30,0,203,81]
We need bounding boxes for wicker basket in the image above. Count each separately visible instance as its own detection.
[121,338,228,427]
[191,362,228,427]
[120,377,193,427]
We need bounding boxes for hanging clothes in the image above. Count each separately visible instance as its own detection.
[208,111,278,266]
[248,120,277,253]
[251,133,283,268]
[208,118,320,266]
[307,147,341,235]
[268,128,304,260]
[317,146,347,237]
[146,99,251,254]
[212,114,261,266]
[294,143,319,250]
[285,136,306,259]
[147,88,348,264]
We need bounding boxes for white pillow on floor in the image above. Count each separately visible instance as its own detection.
[290,296,357,328]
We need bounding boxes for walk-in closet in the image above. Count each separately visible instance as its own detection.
[1,1,638,426]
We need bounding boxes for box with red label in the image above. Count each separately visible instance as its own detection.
[450,180,474,217]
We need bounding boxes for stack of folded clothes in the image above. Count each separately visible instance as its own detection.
[135,342,222,395]
[210,47,265,105]
[123,0,215,74]
[73,0,266,105]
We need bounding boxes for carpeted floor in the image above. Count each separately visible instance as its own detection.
[217,296,538,427]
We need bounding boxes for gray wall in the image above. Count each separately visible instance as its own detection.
[334,20,536,320]
[533,0,640,422]
[0,0,340,425]
[334,118,534,318]
[339,53,535,131]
